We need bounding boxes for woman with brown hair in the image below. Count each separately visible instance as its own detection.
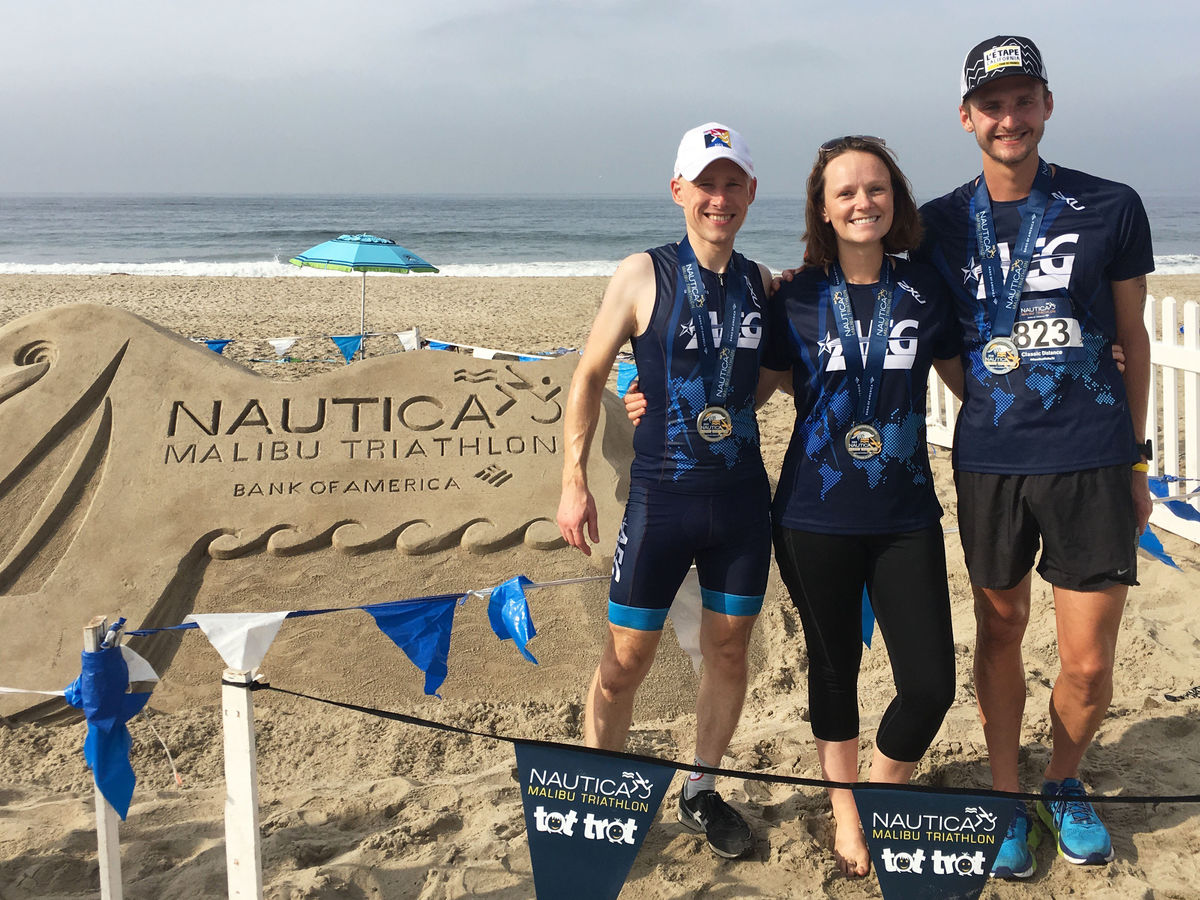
[761,136,961,876]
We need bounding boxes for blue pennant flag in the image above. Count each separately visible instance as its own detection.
[488,575,538,663]
[515,742,675,900]
[428,340,452,351]
[862,586,875,649]
[330,335,364,363]
[63,647,152,820]
[366,597,458,696]
[204,339,233,355]
[855,787,1015,900]
[1148,476,1200,522]
[616,361,638,398]
[1139,524,1180,570]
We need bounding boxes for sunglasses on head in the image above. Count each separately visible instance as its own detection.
[818,135,887,157]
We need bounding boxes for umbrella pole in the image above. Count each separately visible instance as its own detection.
[360,272,367,360]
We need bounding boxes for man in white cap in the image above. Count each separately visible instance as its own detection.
[915,35,1154,878]
[557,122,781,859]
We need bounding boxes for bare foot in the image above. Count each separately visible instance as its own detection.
[833,819,871,877]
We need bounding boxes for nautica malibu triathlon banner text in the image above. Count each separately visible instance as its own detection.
[515,743,674,900]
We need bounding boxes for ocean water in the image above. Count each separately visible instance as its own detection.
[0,192,1196,278]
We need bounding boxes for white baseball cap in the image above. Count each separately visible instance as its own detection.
[673,122,755,181]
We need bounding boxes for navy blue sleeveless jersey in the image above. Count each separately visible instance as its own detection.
[764,258,959,534]
[915,165,1154,474]
[629,242,770,492]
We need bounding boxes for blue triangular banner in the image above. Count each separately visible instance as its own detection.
[1148,476,1200,522]
[204,339,233,355]
[488,575,538,663]
[366,597,457,696]
[515,742,675,900]
[63,647,152,820]
[855,787,1015,899]
[329,334,364,363]
[1139,524,1180,570]
[428,340,452,351]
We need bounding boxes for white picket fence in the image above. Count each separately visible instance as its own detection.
[925,294,1200,544]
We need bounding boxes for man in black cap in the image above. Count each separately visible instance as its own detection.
[915,35,1154,879]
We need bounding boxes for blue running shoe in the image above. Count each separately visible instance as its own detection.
[990,803,1037,879]
[1036,778,1114,865]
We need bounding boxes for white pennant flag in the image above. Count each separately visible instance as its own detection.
[185,611,291,672]
[667,568,703,674]
[121,645,159,684]
[267,337,299,357]
[472,347,498,359]
[397,328,421,352]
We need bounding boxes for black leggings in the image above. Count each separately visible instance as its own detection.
[772,525,956,762]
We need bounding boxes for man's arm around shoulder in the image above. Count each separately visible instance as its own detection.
[556,253,653,555]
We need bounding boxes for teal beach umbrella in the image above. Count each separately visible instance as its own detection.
[290,233,438,354]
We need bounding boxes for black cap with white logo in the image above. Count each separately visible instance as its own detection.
[960,35,1048,101]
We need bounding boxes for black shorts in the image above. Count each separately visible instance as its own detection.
[607,478,772,631]
[955,465,1138,591]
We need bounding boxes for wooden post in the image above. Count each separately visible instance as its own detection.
[84,615,124,900]
[222,668,264,899]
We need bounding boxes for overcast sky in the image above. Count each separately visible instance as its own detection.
[2,1,1195,200]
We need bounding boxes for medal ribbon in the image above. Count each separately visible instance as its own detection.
[827,260,896,426]
[676,236,747,410]
[972,159,1052,339]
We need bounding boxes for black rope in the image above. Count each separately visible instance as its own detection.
[262,685,1200,805]
[221,678,272,690]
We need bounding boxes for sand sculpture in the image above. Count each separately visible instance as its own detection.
[0,304,631,720]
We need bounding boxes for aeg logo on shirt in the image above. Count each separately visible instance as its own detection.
[820,319,919,371]
[681,310,763,350]
[969,233,1078,296]
[612,517,629,583]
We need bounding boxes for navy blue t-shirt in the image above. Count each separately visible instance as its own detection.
[765,258,959,533]
[629,242,770,492]
[916,164,1154,474]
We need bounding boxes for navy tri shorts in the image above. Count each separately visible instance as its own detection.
[955,464,1138,591]
[607,477,772,631]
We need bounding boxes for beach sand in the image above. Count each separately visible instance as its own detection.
[2,273,1200,899]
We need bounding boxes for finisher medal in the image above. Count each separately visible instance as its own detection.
[827,261,897,466]
[982,336,1020,374]
[844,423,882,460]
[973,160,1052,377]
[697,405,733,443]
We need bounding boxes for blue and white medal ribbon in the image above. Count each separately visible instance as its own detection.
[828,260,897,460]
[677,236,747,443]
[973,159,1052,374]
